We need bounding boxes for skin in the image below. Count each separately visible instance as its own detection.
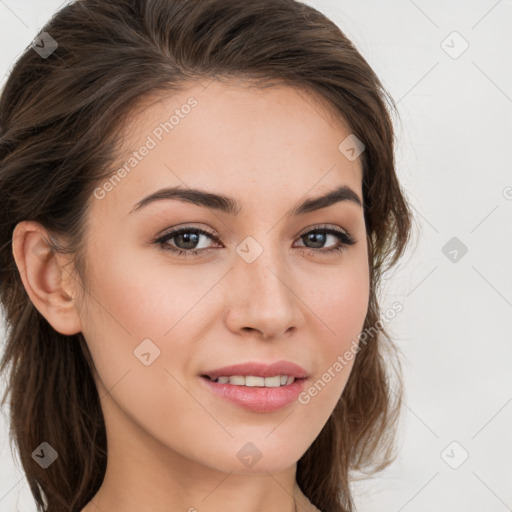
[12,79,369,512]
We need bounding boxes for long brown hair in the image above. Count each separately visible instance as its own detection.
[0,1,413,511]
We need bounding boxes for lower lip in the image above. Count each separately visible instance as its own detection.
[200,376,307,413]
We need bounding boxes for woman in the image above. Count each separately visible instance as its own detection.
[0,1,413,511]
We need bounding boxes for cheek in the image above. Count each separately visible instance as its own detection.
[76,241,187,387]
[309,254,370,345]
[77,236,228,411]
[324,273,369,347]
[77,246,202,448]
[81,238,199,339]
[303,257,369,396]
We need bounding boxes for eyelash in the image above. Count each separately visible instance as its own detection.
[152,224,356,258]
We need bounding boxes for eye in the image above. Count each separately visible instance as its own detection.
[152,224,356,258]
[294,225,356,256]
[153,226,221,258]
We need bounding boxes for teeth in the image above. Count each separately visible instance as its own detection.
[229,375,246,386]
[213,375,296,387]
[245,376,265,387]
[264,376,281,387]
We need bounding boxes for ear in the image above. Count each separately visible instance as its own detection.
[11,221,83,335]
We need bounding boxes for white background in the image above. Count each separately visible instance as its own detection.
[1,1,511,511]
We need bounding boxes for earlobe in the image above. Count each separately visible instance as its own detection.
[11,221,82,336]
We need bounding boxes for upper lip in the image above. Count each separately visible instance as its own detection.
[201,360,309,380]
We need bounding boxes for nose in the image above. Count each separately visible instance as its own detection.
[223,246,305,340]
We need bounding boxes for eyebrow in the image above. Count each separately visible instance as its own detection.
[128,184,363,216]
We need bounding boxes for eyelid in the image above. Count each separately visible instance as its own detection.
[153,223,219,241]
[152,222,356,257]
[296,223,351,239]
[153,223,353,243]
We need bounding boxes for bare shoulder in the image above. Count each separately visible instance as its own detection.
[295,485,323,512]
[301,501,323,512]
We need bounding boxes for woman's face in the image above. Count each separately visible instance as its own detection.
[76,79,369,474]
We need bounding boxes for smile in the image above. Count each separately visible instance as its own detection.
[203,375,296,387]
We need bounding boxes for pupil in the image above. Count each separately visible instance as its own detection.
[305,232,325,249]
[175,231,327,250]
[178,232,199,249]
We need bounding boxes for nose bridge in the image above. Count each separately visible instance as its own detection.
[226,232,300,337]
[237,235,291,303]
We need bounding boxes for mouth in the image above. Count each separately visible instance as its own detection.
[198,361,309,413]
[200,374,303,387]
[200,360,309,382]
[199,374,308,413]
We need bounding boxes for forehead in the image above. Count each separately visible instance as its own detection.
[91,79,363,219]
